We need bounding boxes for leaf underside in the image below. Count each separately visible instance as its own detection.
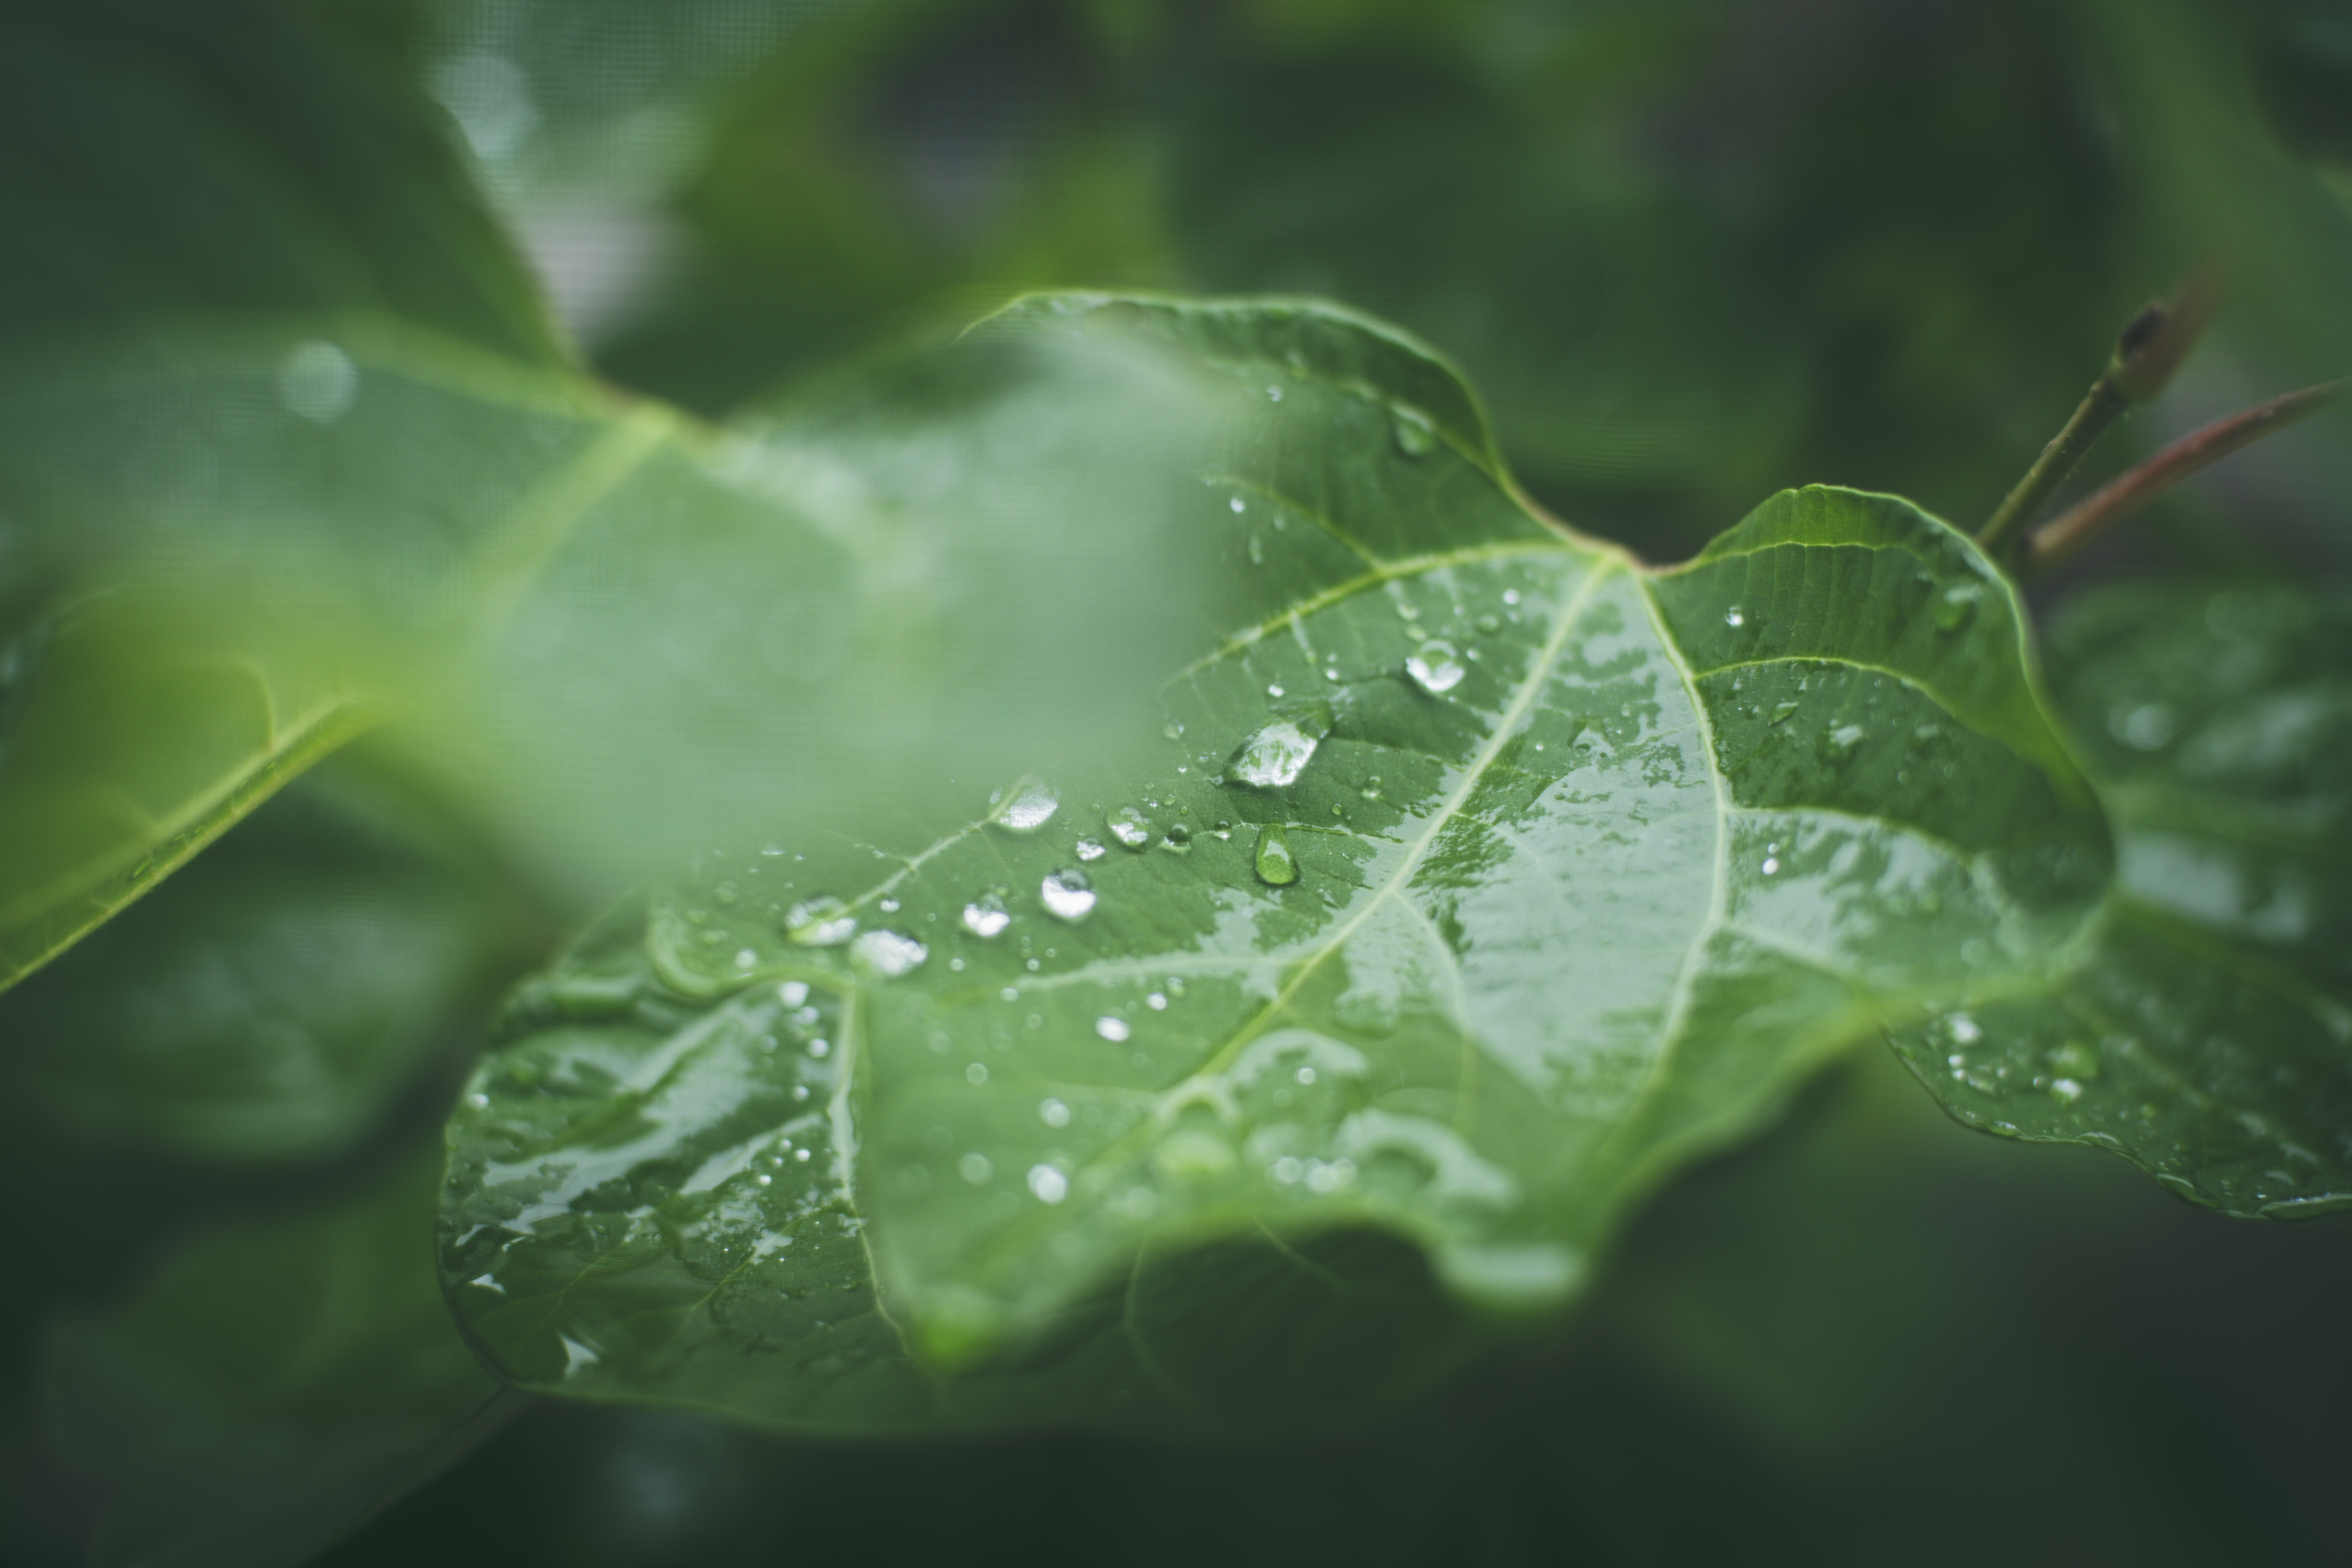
[440,296,2115,1435]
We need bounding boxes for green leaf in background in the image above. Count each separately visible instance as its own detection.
[0,761,540,1164]
[45,1147,513,1568]
[437,297,2111,1432]
[1888,582,2352,1216]
[0,590,376,992]
[0,0,1213,988]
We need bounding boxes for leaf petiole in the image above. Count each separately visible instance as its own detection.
[2020,379,2347,577]
[1978,275,2217,562]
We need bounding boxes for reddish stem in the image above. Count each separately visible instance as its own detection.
[2022,381,2347,576]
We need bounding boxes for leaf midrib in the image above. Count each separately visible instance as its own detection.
[958,556,1623,1290]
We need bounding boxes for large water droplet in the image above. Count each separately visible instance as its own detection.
[995,781,1059,832]
[1106,806,1152,849]
[850,929,927,977]
[786,896,857,946]
[1390,403,1437,457]
[961,895,1010,938]
[1027,1164,1070,1203]
[1254,823,1300,886]
[1232,721,1319,788]
[1041,867,1097,921]
[1406,640,1466,695]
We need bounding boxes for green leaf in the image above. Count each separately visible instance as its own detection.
[0,590,376,992]
[439,297,2110,1433]
[45,1146,513,1568]
[0,296,1212,987]
[1888,581,2352,1216]
[0,0,560,986]
[0,0,1211,989]
[0,762,538,1164]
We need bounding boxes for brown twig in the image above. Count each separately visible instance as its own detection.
[2020,380,2347,577]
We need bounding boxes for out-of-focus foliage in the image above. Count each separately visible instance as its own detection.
[391,0,2352,559]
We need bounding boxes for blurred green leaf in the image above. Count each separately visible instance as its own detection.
[0,0,1217,984]
[46,1147,514,1568]
[1889,581,2352,1216]
[437,297,2110,1432]
[0,590,376,992]
[0,763,538,1164]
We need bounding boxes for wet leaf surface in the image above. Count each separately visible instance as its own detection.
[441,298,2111,1432]
[1888,582,2352,1216]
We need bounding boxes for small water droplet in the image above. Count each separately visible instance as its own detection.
[1028,1164,1070,1203]
[1096,1016,1131,1042]
[1146,992,1168,1011]
[1247,534,1265,565]
[1406,640,1466,695]
[960,1151,992,1181]
[1724,606,1746,628]
[1932,581,1984,632]
[1229,495,1247,514]
[466,1092,490,1110]
[786,896,857,946]
[280,339,358,423]
[1075,837,1106,862]
[1161,823,1192,852]
[1390,403,1437,457]
[1106,806,1152,849]
[2110,702,2178,751]
[961,895,1011,938]
[1040,1098,1072,1127]
[1267,682,1285,698]
[965,1062,990,1086]
[1042,868,1097,921]
[1254,823,1300,886]
[712,880,740,906]
[995,782,1060,832]
[1760,856,1780,876]
[1769,700,1800,724]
